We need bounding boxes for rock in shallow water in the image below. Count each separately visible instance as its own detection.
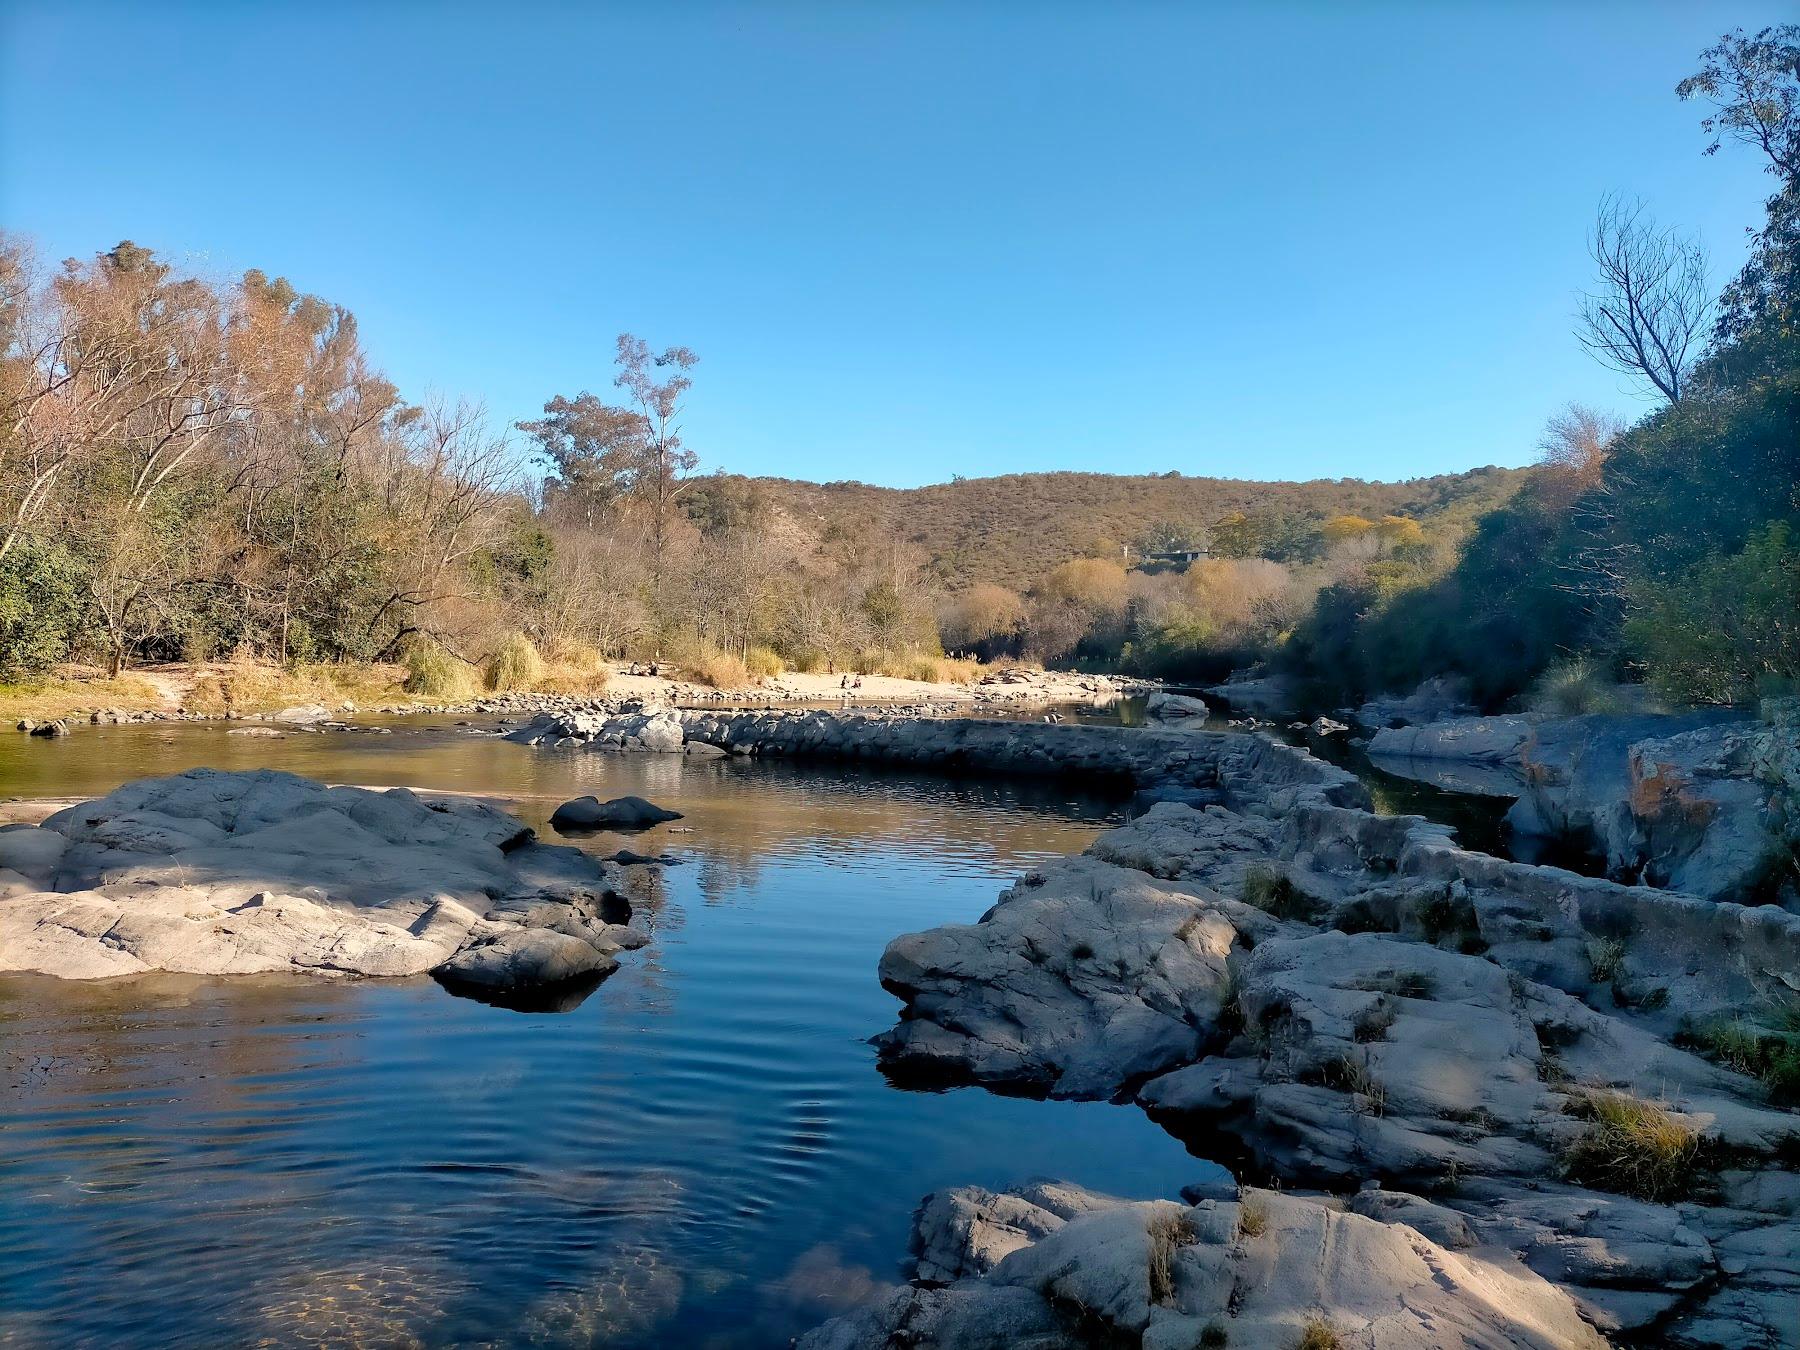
[550,794,683,830]
[0,768,652,998]
[801,1183,1607,1350]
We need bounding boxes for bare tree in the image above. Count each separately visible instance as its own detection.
[1576,195,1710,403]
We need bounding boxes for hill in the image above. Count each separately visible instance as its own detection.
[723,466,1531,591]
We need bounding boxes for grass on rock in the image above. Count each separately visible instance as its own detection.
[1561,1090,1703,1202]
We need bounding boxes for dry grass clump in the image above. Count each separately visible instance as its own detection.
[0,672,169,719]
[535,638,611,695]
[484,632,545,692]
[1527,658,1632,715]
[1145,1208,1195,1306]
[685,643,751,689]
[1587,937,1628,985]
[1294,1315,1342,1350]
[1235,1194,1270,1239]
[403,640,478,698]
[1561,1090,1703,1201]
[744,645,784,678]
[1240,865,1318,922]
[844,648,983,684]
[182,660,412,713]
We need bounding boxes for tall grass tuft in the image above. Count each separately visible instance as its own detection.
[484,633,545,692]
[405,639,477,698]
[1561,1090,1703,1201]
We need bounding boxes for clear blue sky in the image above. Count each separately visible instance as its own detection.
[0,1,1783,488]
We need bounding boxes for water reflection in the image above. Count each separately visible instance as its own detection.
[0,718,1210,1348]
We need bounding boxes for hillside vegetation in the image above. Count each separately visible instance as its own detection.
[1,24,1789,709]
[1277,25,1800,711]
[721,467,1527,593]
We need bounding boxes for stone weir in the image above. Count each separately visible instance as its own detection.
[516,705,1800,1349]
[507,705,1370,803]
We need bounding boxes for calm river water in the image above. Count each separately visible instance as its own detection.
[0,716,1220,1348]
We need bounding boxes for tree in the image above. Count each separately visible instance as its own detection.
[612,334,698,594]
[1536,403,1622,492]
[939,583,1025,654]
[1576,195,1710,403]
[515,392,648,528]
[1678,25,1800,344]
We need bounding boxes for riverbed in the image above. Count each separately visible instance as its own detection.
[0,717,1218,1347]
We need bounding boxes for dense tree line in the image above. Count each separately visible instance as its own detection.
[0,241,531,683]
[0,244,1509,691]
[1277,26,1800,710]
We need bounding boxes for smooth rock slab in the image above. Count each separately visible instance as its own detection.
[801,1184,1606,1350]
[0,768,651,999]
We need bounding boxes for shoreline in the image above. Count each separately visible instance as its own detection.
[500,705,1800,1349]
[2,660,1152,732]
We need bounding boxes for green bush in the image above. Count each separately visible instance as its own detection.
[1627,522,1800,705]
[0,539,88,678]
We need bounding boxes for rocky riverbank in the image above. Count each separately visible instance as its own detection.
[1368,702,1799,907]
[501,704,1800,1347]
[5,662,1148,736]
[0,768,659,1008]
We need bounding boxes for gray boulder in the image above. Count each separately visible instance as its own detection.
[875,855,1242,1098]
[1144,690,1210,721]
[801,1184,1606,1350]
[0,769,650,998]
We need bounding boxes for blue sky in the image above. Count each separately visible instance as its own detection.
[0,2,1784,488]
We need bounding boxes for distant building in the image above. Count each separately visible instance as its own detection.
[1137,547,1211,567]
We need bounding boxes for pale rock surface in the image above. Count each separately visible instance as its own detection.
[874,856,1241,1097]
[801,1185,1607,1350]
[0,769,650,996]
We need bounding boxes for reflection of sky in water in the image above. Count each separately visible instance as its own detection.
[0,719,1221,1347]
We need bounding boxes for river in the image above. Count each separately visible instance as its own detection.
[0,715,1221,1348]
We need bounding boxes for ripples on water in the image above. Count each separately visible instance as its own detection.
[0,720,1219,1347]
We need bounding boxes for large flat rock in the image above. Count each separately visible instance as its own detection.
[0,769,651,999]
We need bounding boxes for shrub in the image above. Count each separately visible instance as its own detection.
[1627,522,1800,705]
[538,638,610,695]
[744,645,784,678]
[0,538,87,679]
[484,632,544,692]
[1527,658,1632,715]
[404,639,477,698]
[1295,1315,1342,1350]
[1240,866,1318,921]
[687,644,750,689]
[1561,1091,1702,1201]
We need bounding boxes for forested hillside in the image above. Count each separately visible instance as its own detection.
[1278,25,1800,711]
[718,467,1527,592]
